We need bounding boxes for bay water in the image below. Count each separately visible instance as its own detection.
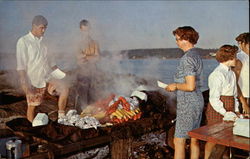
[99,58,218,92]
[0,54,218,91]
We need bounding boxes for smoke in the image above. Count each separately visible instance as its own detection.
[70,47,177,110]
[0,22,176,111]
[78,53,145,99]
[0,8,176,111]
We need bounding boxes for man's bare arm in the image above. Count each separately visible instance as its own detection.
[233,60,249,114]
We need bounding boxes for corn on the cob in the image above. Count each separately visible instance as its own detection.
[112,110,123,119]
[134,108,140,113]
[120,109,133,118]
[129,110,137,116]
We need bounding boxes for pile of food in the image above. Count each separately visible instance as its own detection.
[58,109,102,129]
[78,89,148,125]
[106,96,142,123]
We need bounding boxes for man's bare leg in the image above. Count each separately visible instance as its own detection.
[58,86,69,118]
[27,105,36,122]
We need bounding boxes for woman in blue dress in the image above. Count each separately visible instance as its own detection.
[166,26,204,159]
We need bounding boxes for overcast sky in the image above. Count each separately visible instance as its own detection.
[0,0,249,54]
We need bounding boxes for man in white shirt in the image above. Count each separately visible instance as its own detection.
[16,15,69,122]
[234,32,249,114]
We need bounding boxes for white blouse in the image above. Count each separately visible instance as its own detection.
[208,63,239,115]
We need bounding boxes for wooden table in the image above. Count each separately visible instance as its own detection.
[188,121,250,152]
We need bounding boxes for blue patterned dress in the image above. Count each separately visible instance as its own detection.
[174,48,204,138]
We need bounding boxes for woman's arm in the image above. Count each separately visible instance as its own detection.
[166,75,195,92]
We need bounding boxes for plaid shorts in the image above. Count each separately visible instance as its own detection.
[26,87,46,106]
[26,80,65,106]
[206,96,234,125]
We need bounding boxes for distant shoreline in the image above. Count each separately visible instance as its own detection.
[120,48,217,59]
[0,47,217,61]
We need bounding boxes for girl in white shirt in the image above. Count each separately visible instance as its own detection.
[204,45,239,159]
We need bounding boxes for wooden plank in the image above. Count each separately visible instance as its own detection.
[23,135,111,159]
[189,122,233,139]
[198,123,250,151]
[207,126,232,146]
[188,122,233,141]
[188,121,250,151]
[188,131,208,141]
[56,135,111,155]
[229,135,250,151]
[23,152,49,159]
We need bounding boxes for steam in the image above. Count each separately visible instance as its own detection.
[0,14,176,111]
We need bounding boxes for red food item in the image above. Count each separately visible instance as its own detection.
[118,96,130,111]
[106,100,121,115]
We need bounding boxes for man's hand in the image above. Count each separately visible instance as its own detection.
[242,103,250,114]
[166,83,177,92]
[20,79,33,94]
[48,83,58,96]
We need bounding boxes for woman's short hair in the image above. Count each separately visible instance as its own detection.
[172,26,199,45]
[235,32,249,44]
[216,45,238,63]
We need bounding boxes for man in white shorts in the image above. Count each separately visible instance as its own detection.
[16,15,69,122]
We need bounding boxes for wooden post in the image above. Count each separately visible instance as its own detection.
[111,138,133,159]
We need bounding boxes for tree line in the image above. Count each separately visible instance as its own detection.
[120,48,217,59]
